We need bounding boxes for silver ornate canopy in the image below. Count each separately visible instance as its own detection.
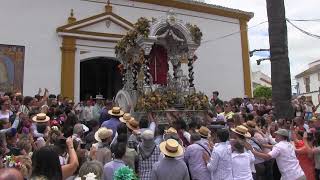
[115,10,201,113]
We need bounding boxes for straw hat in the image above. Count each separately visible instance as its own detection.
[311,117,319,122]
[196,126,211,138]
[94,94,105,100]
[108,107,124,116]
[94,127,113,142]
[126,119,139,131]
[231,125,251,138]
[32,113,50,123]
[159,139,183,157]
[164,127,178,134]
[119,113,134,123]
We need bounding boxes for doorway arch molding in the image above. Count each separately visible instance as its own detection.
[80,56,119,63]
[56,3,134,100]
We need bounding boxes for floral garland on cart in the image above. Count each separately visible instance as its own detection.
[135,90,209,112]
[115,17,150,56]
[115,16,207,114]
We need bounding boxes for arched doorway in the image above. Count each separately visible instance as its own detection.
[80,57,123,101]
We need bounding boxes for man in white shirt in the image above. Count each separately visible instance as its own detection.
[246,129,306,180]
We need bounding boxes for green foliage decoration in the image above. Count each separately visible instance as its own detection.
[115,17,150,56]
[114,166,138,180]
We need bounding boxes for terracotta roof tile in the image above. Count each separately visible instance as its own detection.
[178,0,254,18]
[295,64,320,78]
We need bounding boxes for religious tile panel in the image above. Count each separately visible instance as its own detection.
[0,44,25,93]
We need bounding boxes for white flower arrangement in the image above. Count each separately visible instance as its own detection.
[51,126,59,131]
[74,172,97,180]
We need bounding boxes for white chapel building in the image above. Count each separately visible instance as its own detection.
[0,0,253,102]
[295,59,320,104]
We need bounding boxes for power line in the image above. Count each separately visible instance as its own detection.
[286,19,320,39]
[202,20,268,44]
[201,18,320,45]
[287,18,320,22]
[202,17,320,45]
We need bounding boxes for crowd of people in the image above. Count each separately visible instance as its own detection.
[0,89,319,180]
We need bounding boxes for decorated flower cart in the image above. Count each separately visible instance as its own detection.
[114,11,209,123]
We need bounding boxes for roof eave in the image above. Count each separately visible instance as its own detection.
[131,0,254,21]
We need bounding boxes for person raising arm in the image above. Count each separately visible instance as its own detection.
[61,137,79,180]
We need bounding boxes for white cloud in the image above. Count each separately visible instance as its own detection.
[205,0,320,83]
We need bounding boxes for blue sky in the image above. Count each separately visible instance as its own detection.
[205,0,320,85]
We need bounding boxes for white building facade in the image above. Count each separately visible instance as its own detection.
[295,60,320,104]
[252,71,271,89]
[0,0,253,102]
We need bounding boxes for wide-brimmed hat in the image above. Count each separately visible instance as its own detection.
[274,129,289,137]
[126,119,139,131]
[108,107,124,116]
[231,125,251,138]
[94,127,113,142]
[32,113,50,123]
[94,94,105,100]
[164,127,177,134]
[159,139,183,157]
[311,117,319,122]
[196,126,211,138]
[119,113,134,123]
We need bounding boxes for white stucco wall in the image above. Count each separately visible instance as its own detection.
[252,71,271,88]
[296,72,320,104]
[0,0,246,101]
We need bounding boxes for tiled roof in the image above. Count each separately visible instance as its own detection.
[178,0,254,18]
[132,0,254,20]
[295,64,320,78]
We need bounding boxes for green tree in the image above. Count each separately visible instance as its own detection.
[254,85,272,99]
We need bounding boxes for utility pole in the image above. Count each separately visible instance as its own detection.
[266,0,294,119]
